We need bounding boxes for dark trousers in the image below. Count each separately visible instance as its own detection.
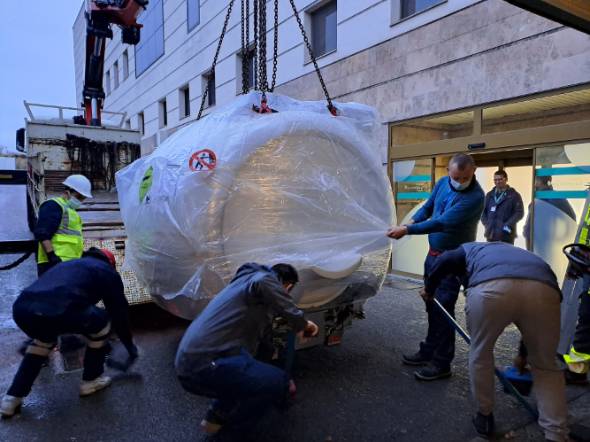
[8,305,110,397]
[572,285,590,355]
[179,349,289,427]
[419,253,461,370]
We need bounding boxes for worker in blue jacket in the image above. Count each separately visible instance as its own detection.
[0,248,137,418]
[388,153,484,381]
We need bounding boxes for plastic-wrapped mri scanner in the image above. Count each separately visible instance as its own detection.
[117,93,395,319]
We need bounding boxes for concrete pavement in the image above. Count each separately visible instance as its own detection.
[0,262,588,441]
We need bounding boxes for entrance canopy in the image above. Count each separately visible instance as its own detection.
[505,0,590,34]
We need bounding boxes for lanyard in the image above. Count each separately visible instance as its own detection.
[494,189,506,205]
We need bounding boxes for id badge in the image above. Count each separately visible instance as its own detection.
[490,206,497,212]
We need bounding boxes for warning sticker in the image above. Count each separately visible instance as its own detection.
[189,149,217,171]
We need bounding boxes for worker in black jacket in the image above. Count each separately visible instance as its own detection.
[0,248,138,418]
[175,262,318,435]
[480,169,524,244]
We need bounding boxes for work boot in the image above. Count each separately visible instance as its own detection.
[200,408,226,435]
[472,412,495,438]
[402,351,431,366]
[79,375,112,397]
[1,395,23,418]
[414,364,452,381]
[564,370,588,385]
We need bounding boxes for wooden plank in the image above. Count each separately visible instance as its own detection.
[83,221,124,227]
[78,205,119,211]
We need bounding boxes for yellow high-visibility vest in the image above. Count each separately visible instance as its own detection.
[37,197,83,264]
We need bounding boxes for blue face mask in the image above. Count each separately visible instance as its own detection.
[68,196,82,210]
[450,177,472,191]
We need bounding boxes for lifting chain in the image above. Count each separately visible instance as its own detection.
[240,0,250,94]
[287,0,337,115]
[197,0,236,120]
[269,0,279,92]
[257,0,268,93]
[253,0,258,90]
[199,0,336,117]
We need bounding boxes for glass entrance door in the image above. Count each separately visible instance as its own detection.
[530,142,590,284]
[390,159,433,275]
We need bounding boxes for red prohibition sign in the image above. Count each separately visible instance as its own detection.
[189,149,217,171]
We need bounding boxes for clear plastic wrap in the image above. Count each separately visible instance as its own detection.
[116,92,395,319]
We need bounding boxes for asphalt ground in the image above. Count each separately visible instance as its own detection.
[0,259,589,442]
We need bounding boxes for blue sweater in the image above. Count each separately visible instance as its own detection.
[407,176,484,251]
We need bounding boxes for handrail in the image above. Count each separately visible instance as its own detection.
[23,101,128,128]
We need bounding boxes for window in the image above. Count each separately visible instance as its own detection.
[138,112,145,135]
[311,1,337,58]
[113,61,119,89]
[180,85,190,118]
[105,70,111,95]
[159,98,167,128]
[400,0,444,19]
[237,47,256,92]
[125,118,131,129]
[203,70,215,107]
[187,0,200,32]
[122,50,129,80]
[135,0,165,77]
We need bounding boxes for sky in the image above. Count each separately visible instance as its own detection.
[0,1,83,150]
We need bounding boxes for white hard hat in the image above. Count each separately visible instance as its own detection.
[63,174,93,198]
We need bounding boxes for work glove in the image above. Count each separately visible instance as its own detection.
[46,251,62,267]
[126,342,139,359]
[106,341,138,372]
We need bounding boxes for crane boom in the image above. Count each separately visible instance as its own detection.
[82,0,148,126]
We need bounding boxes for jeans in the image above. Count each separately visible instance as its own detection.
[419,253,461,370]
[572,284,590,355]
[179,349,289,427]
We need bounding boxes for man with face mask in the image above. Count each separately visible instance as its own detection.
[34,174,93,276]
[387,153,484,381]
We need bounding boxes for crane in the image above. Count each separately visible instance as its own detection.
[82,0,148,126]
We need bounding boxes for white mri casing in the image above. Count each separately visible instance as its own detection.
[116,93,395,319]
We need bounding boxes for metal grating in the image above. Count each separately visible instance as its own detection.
[84,238,151,305]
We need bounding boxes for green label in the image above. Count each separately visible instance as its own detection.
[139,166,153,203]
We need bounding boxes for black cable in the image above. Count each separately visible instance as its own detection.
[0,251,33,271]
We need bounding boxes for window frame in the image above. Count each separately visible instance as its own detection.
[202,70,216,108]
[180,84,191,119]
[236,46,256,93]
[187,0,201,32]
[138,111,145,135]
[113,60,120,89]
[105,70,111,95]
[135,0,165,78]
[158,98,167,128]
[391,0,447,24]
[308,0,337,60]
[122,50,129,80]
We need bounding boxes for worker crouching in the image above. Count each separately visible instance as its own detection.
[175,263,318,435]
[0,248,138,418]
[422,242,568,441]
